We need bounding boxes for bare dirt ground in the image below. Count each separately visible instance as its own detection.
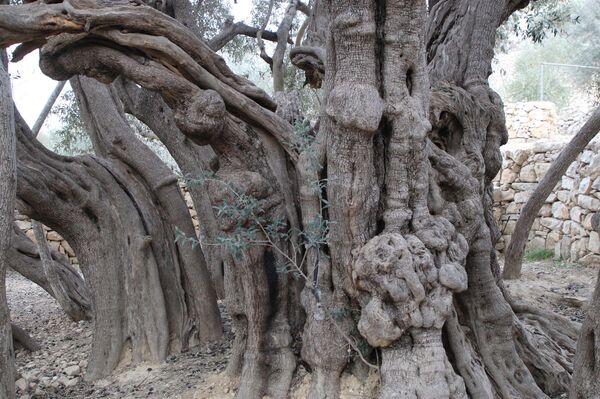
[6,259,598,398]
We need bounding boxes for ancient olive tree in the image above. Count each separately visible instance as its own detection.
[0,0,587,398]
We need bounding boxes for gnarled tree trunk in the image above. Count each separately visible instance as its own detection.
[0,46,16,399]
[570,212,600,398]
[14,98,221,379]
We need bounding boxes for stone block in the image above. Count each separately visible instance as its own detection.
[545,192,557,203]
[560,236,571,260]
[527,236,546,251]
[534,163,552,179]
[578,176,592,194]
[46,231,62,241]
[551,202,569,219]
[539,204,552,217]
[15,220,31,230]
[500,170,518,185]
[578,195,600,211]
[562,176,575,190]
[546,230,560,250]
[25,229,35,242]
[570,206,585,223]
[583,213,594,230]
[540,217,562,230]
[557,190,570,203]
[519,164,537,182]
[514,191,533,203]
[580,150,594,164]
[566,162,579,178]
[589,231,600,253]
[493,189,515,202]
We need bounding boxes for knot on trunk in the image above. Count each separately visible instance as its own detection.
[326,83,383,134]
[174,90,226,145]
[353,224,468,347]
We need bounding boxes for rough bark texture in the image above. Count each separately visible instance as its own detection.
[8,223,91,321]
[31,221,89,322]
[503,106,600,279]
[0,47,16,399]
[13,95,221,380]
[570,213,600,398]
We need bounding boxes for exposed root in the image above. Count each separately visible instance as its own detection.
[11,323,41,352]
[512,302,577,395]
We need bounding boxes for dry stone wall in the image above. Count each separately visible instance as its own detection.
[504,102,558,142]
[494,140,600,265]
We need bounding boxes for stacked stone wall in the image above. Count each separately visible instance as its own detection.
[504,101,558,141]
[494,141,600,265]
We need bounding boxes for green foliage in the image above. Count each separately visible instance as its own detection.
[524,248,555,262]
[505,43,573,107]
[499,0,600,106]
[49,89,93,156]
[497,0,577,49]
[178,171,292,260]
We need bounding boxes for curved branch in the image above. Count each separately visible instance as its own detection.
[209,20,286,52]
[0,1,300,159]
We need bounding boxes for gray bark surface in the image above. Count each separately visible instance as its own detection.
[8,223,91,321]
[0,47,16,399]
[570,213,600,398]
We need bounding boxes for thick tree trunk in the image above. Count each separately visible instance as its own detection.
[0,48,16,399]
[113,80,226,298]
[570,213,600,398]
[14,100,221,379]
[8,223,91,321]
[503,107,600,279]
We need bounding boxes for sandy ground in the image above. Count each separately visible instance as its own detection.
[6,259,598,398]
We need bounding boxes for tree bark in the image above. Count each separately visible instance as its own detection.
[113,80,226,298]
[8,223,91,321]
[14,98,221,379]
[31,221,89,321]
[570,213,600,398]
[503,106,600,279]
[0,47,16,399]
